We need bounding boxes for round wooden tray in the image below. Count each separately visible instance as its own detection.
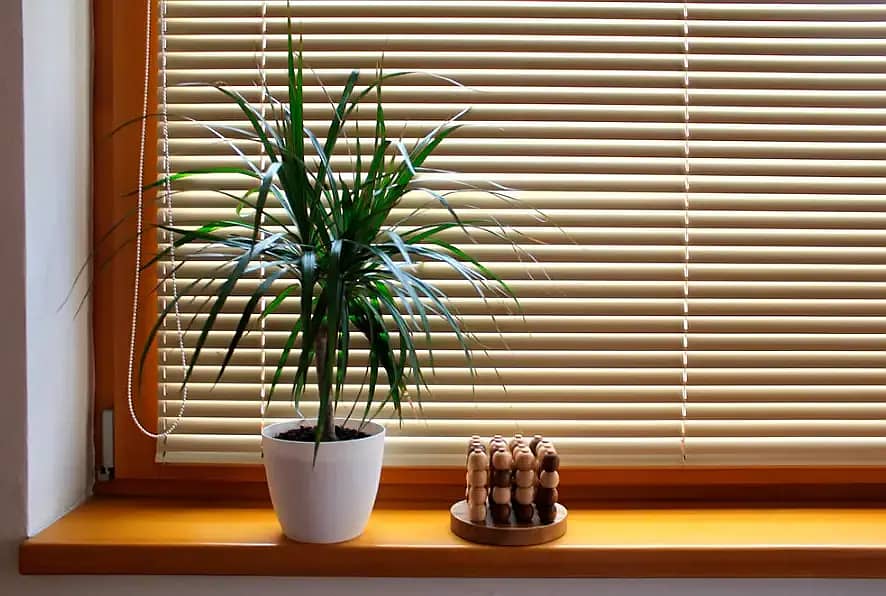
[449,500,568,546]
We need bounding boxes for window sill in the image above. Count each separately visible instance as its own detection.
[19,497,886,578]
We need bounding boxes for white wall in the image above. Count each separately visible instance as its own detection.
[21,0,92,537]
[1,0,886,594]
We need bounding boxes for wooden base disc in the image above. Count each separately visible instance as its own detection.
[449,500,568,546]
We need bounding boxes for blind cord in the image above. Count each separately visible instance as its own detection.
[255,3,303,426]
[680,1,691,463]
[258,0,269,422]
[128,0,189,440]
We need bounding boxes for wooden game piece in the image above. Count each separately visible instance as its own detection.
[515,450,534,471]
[537,505,557,524]
[530,439,560,523]
[467,449,488,472]
[530,434,543,454]
[468,504,487,522]
[466,444,486,460]
[466,438,491,516]
[490,503,511,524]
[492,469,511,488]
[536,439,553,460]
[514,486,534,505]
[469,486,488,504]
[508,433,524,452]
[535,487,558,506]
[491,448,512,471]
[513,503,534,523]
[468,470,488,487]
[491,486,511,505]
[487,439,507,485]
[515,469,534,487]
[539,470,559,489]
[541,452,560,473]
[538,441,560,498]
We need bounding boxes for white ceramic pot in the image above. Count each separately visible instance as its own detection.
[261,418,385,543]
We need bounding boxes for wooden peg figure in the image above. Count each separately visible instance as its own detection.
[512,445,536,522]
[466,444,489,522]
[534,440,560,524]
[488,441,512,523]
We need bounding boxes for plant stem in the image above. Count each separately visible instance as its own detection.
[314,326,337,441]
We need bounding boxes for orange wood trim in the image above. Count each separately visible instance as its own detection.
[93,0,162,480]
[92,0,886,501]
[96,465,886,486]
[95,466,886,503]
[20,497,886,577]
[92,0,113,477]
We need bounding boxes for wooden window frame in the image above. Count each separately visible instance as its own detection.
[92,0,886,504]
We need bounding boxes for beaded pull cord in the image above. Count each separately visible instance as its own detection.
[680,0,691,463]
[127,0,189,441]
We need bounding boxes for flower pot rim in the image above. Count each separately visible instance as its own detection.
[261,418,385,445]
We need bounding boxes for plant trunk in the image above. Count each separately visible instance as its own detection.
[314,327,337,441]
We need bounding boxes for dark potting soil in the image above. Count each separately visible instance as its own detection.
[275,425,369,442]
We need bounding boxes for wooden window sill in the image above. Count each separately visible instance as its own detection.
[19,497,886,578]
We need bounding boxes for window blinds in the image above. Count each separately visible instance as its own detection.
[156,0,886,466]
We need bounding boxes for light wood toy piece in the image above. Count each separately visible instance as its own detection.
[465,442,489,523]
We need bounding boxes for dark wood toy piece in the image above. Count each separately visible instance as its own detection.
[533,440,561,525]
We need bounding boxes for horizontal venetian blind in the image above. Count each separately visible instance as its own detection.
[156,0,886,466]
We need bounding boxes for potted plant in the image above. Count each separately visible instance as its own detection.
[142,26,514,543]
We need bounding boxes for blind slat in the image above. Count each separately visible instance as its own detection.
[158,400,886,420]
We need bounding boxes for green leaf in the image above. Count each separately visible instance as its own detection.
[214,266,289,386]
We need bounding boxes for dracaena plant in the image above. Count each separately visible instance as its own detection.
[141,28,515,449]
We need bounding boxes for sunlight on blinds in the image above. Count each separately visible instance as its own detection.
[155,0,886,466]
